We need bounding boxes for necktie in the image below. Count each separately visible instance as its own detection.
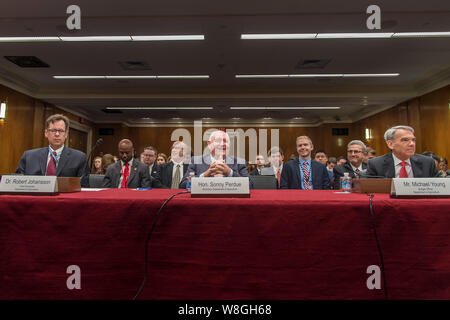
[46,151,57,176]
[121,163,130,188]
[354,168,360,178]
[302,162,312,190]
[276,169,281,186]
[399,161,408,178]
[171,164,181,189]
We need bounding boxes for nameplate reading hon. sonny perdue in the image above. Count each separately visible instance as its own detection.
[0,175,58,194]
[191,177,250,198]
[391,178,450,198]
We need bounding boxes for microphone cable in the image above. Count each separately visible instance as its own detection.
[367,193,389,300]
[133,190,190,300]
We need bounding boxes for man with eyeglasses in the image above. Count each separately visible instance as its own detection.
[333,140,368,189]
[141,146,160,179]
[16,114,90,187]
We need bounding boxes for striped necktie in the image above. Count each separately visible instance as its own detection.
[302,162,312,190]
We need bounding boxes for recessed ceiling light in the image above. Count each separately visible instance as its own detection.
[131,35,204,41]
[0,37,60,42]
[236,73,398,79]
[230,106,341,110]
[105,107,212,110]
[293,117,303,119]
[263,117,272,120]
[392,31,450,38]
[316,33,393,39]
[241,33,316,40]
[54,75,209,79]
[60,36,132,41]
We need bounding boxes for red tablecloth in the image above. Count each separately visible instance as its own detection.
[1,189,449,299]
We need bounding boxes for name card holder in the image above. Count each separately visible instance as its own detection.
[190,177,250,198]
[0,175,81,195]
[391,178,450,198]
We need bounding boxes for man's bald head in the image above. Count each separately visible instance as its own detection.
[118,139,134,163]
[118,139,133,148]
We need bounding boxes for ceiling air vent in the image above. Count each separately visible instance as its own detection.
[118,61,152,71]
[4,56,50,68]
[102,108,123,114]
[295,59,331,69]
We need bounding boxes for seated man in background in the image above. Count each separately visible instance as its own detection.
[159,141,190,189]
[336,156,347,166]
[250,154,266,175]
[262,147,285,186]
[141,146,160,179]
[363,147,377,164]
[16,114,90,187]
[333,140,368,189]
[326,157,337,187]
[179,130,248,188]
[103,139,162,188]
[280,136,330,190]
[367,125,438,178]
[314,150,328,166]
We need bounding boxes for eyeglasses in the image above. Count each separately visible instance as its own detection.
[47,129,66,134]
[347,150,362,154]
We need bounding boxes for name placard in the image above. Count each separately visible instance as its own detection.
[191,177,250,198]
[391,178,450,198]
[0,175,58,194]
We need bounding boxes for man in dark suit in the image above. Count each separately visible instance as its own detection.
[280,135,330,190]
[141,146,160,179]
[103,139,162,188]
[333,140,368,189]
[159,141,190,188]
[366,125,438,178]
[179,130,249,188]
[16,114,90,187]
[249,154,266,175]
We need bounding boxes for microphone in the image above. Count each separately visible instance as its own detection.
[87,138,103,166]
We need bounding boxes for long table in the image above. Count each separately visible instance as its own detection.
[1,189,449,299]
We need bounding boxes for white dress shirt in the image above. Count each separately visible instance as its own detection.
[392,154,414,178]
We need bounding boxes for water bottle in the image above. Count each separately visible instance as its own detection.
[186,172,195,191]
[340,172,352,193]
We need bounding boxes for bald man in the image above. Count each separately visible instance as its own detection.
[103,139,160,188]
[179,130,249,188]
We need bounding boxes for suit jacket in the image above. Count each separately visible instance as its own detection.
[333,162,368,189]
[179,155,249,189]
[102,159,153,188]
[15,146,90,187]
[250,168,261,176]
[366,153,438,178]
[280,159,331,190]
[159,162,190,188]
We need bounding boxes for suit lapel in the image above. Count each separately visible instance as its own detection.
[128,160,138,185]
[166,162,174,184]
[383,154,396,178]
[55,147,69,176]
[295,160,302,188]
[410,155,423,177]
[40,148,49,175]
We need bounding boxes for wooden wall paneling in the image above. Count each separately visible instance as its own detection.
[417,85,450,159]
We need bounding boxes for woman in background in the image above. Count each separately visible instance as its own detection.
[92,156,103,174]
[157,153,168,165]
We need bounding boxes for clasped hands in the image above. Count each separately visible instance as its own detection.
[203,160,231,177]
